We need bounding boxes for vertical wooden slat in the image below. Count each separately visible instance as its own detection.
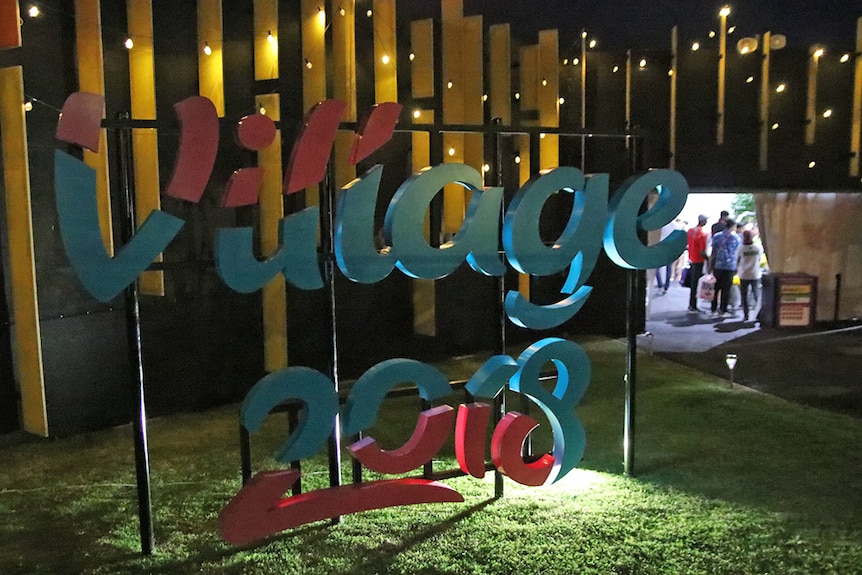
[197,0,224,117]
[850,17,862,178]
[411,19,435,336]
[127,0,164,296]
[461,16,483,174]
[759,31,771,172]
[301,0,327,209]
[669,26,677,170]
[373,0,397,103]
[332,1,356,189]
[0,0,21,49]
[538,29,558,170]
[257,94,288,371]
[75,0,113,255]
[254,0,278,81]
[805,47,820,145]
[0,66,47,436]
[489,24,511,126]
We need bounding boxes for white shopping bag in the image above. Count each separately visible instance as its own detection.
[698,273,716,301]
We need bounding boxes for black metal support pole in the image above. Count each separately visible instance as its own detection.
[834,273,842,322]
[240,424,251,484]
[116,113,155,555]
[624,268,637,476]
[492,118,505,499]
[320,165,342,522]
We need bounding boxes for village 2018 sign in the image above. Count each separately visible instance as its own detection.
[53,92,688,546]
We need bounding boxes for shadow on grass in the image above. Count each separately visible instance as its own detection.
[337,498,497,575]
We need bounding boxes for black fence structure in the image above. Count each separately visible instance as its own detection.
[104,115,647,554]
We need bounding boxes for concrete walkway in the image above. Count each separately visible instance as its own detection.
[640,279,862,418]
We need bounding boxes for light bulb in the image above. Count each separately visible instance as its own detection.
[612,65,619,73]
[709,30,716,38]
[719,6,731,17]
[514,92,520,100]
[542,78,548,86]
[746,76,754,83]
[771,123,779,130]
[409,52,415,61]
[482,164,490,173]
[514,155,521,164]
[559,97,565,104]
[447,80,453,89]
[540,133,546,139]
[727,26,736,34]
[339,6,346,16]
[691,42,700,51]
[28,5,39,18]
[305,59,313,69]
[203,42,212,56]
[366,9,372,17]
[259,106,266,115]
[813,48,824,60]
[573,57,579,65]
[381,54,390,64]
[776,83,786,93]
[448,147,455,156]
[24,100,33,112]
[639,58,647,68]
[589,39,597,49]
[413,109,421,119]
[124,38,134,49]
[840,53,850,63]
[563,58,569,65]
[808,161,816,169]
[267,31,275,45]
[482,94,488,101]
[822,109,833,118]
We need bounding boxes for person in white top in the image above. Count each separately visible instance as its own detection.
[736,229,763,322]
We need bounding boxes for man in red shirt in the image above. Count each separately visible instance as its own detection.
[686,215,710,312]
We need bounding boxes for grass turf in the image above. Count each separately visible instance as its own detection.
[1,338,861,574]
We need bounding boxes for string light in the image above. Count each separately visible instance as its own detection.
[808,161,816,169]
[267,30,275,45]
[612,65,619,73]
[124,37,134,50]
[639,58,647,69]
[447,80,453,89]
[771,122,779,130]
[317,7,326,25]
[305,58,313,69]
[719,6,731,17]
[572,57,580,65]
[413,109,421,119]
[559,97,565,104]
[563,58,569,65]
[381,54,390,64]
[27,5,40,18]
[589,39,597,49]
[840,53,851,63]
[746,76,754,83]
[482,94,488,101]
[514,92,520,100]
[514,154,521,164]
[366,9,372,17]
[409,52,415,61]
[259,104,267,115]
[709,30,716,38]
[24,100,33,112]
[813,48,824,60]
[727,26,736,34]
[540,133,546,139]
[691,42,700,51]
[203,42,212,56]
[482,164,490,173]
[448,147,456,156]
[668,69,673,76]
[542,78,548,86]
[339,6,346,16]
[776,83,786,93]
[822,109,833,118]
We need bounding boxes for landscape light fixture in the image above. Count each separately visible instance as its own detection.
[725,353,737,386]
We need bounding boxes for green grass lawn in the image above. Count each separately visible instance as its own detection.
[2,338,861,574]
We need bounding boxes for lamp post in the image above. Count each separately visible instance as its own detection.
[725,353,738,387]
[805,46,825,145]
[716,5,730,145]
[737,32,786,171]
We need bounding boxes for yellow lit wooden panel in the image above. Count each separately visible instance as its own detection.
[256,94,287,371]
[851,17,862,177]
[333,131,356,189]
[128,0,164,295]
[443,131,465,234]
[489,24,511,125]
[373,0,397,103]
[411,63,435,336]
[75,0,113,256]
[198,0,224,117]
[411,19,434,99]
[0,66,47,436]
[442,18,463,124]
[538,29,559,169]
[519,44,538,113]
[254,0,278,81]
[441,0,463,20]
[333,0,356,120]
[302,0,327,209]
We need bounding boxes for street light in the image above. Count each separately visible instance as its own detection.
[725,353,738,387]
[806,46,825,145]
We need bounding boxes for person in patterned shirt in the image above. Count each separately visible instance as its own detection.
[708,218,741,317]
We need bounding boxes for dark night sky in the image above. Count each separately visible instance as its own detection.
[411,1,860,53]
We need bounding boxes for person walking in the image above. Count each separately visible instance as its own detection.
[686,215,710,312]
[711,210,729,235]
[736,229,763,321]
[709,218,741,318]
